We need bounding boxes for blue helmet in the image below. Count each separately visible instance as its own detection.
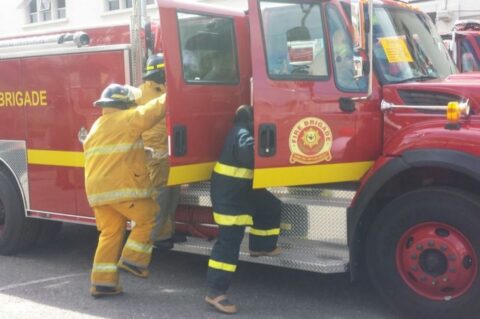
[143,53,166,84]
[94,84,136,109]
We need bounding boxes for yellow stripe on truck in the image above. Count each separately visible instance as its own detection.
[253,161,374,188]
[27,149,85,167]
[26,149,373,188]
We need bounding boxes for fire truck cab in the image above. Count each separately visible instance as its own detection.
[1,0,480,318]
[442,19,480,72]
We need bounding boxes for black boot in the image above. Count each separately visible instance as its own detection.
[154,238,174,250]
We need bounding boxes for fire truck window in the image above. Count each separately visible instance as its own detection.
[260,2,328,80]
[460,38,480,72]
[326,5,366,92]
[177,12,239,84]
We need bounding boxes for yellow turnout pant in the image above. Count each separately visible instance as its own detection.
[91,199,158,287]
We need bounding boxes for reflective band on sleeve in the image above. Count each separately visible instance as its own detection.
[249,227,280,236]
[84,140,144,159]
[87,188,152,206]
[214,162,253,179]
[208,259,237,272]
[124,239,153,254]
[213,212,253,226]
[93,263,117,273]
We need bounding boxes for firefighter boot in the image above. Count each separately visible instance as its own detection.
[118,260,150,278]
[249,246,282,257]
[90,285,123,298]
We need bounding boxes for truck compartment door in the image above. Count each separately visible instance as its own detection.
[158,0,251,185]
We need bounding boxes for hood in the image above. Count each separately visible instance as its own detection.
[383,73,480,113]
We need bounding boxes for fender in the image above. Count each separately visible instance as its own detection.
[348,148,480,279]
[384,119,480,157]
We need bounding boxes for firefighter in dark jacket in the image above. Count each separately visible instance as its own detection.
[205,105,282,314]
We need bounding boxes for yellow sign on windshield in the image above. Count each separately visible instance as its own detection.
[379,37,413,63]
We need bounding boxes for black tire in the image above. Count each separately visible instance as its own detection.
[0,167,41,255]
[36,220,63,246]
[366,187,480,319]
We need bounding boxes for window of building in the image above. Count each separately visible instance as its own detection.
[260,1,328,80]
[177,12,239,84]
[107,0,120,10]
[109,0,155,11]
[26,0,66,24]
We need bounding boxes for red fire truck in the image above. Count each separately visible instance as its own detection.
[442,20,480,72]
[1,0,479,318]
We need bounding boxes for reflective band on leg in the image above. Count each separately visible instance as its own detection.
[213,212,253,226]
[208,259,237,272]
[249,227,280,236]
[125,240,153,254]
[93,263,118,272]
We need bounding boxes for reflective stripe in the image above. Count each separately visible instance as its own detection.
[124,239,153,254]
[146,63,165,70]
[110,93,129,100]
[92,263,117,273]
[208,259,237,272]
[214,162,253,179]
[249,227,280,236]
[84,140,144,159]
[213,212,253,226]
[88,188,152,206]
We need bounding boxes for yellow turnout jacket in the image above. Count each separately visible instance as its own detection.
[137,81,169,187]
[83,96,166,207]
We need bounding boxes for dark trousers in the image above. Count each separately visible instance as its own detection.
[207,189,281,294]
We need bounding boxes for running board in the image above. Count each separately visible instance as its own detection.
[175,183,353,274]
[172,236,349,273]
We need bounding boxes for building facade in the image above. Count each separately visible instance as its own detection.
[0,0,247,38]
[407,0,480,33]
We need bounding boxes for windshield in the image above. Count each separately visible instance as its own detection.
[372,6,457,84]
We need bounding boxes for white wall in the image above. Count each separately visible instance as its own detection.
[411,0,480,33]
[0,0,247,39]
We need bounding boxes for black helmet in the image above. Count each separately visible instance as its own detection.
[143,53,166,84]
[234,105,253,131]
[94,84,138,109]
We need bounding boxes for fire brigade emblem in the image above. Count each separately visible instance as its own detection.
[289,117,333,164]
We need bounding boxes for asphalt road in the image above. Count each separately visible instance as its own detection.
[0,224,402,319]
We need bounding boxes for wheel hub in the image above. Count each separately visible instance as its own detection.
[396,222,477,301]
[419,249,448,277]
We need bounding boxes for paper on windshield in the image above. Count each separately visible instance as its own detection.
[379,36,413,63]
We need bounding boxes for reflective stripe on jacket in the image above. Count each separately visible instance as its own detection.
[83,96,166,207]
[210,124,255,225]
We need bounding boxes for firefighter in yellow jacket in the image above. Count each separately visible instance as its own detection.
[137,54,184,249]
[84,83,165,297]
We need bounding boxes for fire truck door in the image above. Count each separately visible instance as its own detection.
[158,1,251,185]
[249,0,381,188]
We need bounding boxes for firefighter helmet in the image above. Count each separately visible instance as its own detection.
[143,53,166,84]
[234,105,254,131]
[94,84,139,109]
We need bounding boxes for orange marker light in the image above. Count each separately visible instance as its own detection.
[446,101,460,123]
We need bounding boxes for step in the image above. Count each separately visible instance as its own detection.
[171,235,349,274]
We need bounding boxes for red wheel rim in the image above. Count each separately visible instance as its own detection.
[396,222,477,300]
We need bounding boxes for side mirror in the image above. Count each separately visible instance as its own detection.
[350,0,373,98]
[351,0,366,79]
